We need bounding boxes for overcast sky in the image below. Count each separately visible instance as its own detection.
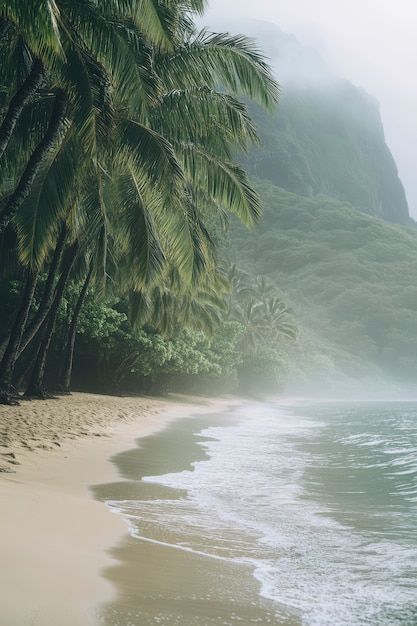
[203,0,417,217]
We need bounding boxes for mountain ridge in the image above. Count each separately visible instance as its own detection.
[232,20,411,225]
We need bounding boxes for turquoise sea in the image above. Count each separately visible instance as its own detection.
[102,400,417,625]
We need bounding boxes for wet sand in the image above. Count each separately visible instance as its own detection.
[94,414,302,625]
[100,536,293,625]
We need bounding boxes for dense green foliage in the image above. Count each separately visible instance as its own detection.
[217,21,417,393]
[228,181,417,387]
[0,2,290,402]
[3,10,415,401]
[0,274,293,395]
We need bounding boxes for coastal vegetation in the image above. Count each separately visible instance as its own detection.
[0,0,293,402]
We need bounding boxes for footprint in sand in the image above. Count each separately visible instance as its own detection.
[0,453,20,465]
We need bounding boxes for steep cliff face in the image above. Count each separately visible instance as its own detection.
[239,23,411,225]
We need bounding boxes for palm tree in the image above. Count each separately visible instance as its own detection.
[0,223,69,403]
[0,2,63,145]
[149,27,280,231]
[0,57,45,160]
[226,268,298,352]
[24,238,79,397]
[0,269,38,403]
[0,88,68,235]
[127,265,229,336]
[0,2,281,401]
[231,297,268,352]
[250,276,298,343]
[226,263,255,301]
[2,0,279,268]
[0,0,192,235]
[57,264,93,392]
[0,1,194,400]
[263,295,298,343]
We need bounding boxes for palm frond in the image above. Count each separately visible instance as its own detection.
[180,144,262,228]
[118,119,184,189]
[61,46,115,161]
[0,0,65,63]
[155,28,280,111]
[74,173,114,295]
[128,288,153,328]
[111,166,167,290]
[12,121,76,270]
[100,0,177,50]
[106,21,160,111]
[62,7,159,112]
[152,88,259,153]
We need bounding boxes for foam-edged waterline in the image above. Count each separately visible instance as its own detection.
[102,401,417,625]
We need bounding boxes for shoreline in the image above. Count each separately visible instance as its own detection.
[0,392,244,626]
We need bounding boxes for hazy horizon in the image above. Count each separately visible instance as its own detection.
[203,0,417,219]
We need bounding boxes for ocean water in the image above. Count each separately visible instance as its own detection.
[105,401,417,625]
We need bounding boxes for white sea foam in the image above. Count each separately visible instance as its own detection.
[107,401,417,625]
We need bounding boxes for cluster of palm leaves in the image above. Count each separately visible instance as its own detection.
[227,266,298,351]
[0,0,280,402]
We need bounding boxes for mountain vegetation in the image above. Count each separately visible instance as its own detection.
[222,21,417,394]
[227,182,417,391]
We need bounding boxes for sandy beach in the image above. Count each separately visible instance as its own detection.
[0,392,240,626]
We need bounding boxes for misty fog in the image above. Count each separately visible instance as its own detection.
[203,1,417,217]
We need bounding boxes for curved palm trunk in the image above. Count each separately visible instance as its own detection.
[0,270,38,404]
[24,240,79,398]
[0,338,7,361]
[0,88,68,235]
[58,266,92,392]
[0,57,45,159]
[17,223,67,358]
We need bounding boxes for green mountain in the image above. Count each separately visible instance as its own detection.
[228,183,417,389]
[224,22,417,391]
[238,23,411,225]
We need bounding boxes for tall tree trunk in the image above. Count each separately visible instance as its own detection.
[17,223,67,358]
[0,57,45,159]
[0,270,38,404]
[58,265,92,392]
[0,88,68,235]
[111,353,140,395]
[24,240,79,398]
[0,338,8,361]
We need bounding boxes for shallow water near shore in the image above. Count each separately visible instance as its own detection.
[93,400,417,625]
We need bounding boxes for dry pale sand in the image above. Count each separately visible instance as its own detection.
[0,392,239,626]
